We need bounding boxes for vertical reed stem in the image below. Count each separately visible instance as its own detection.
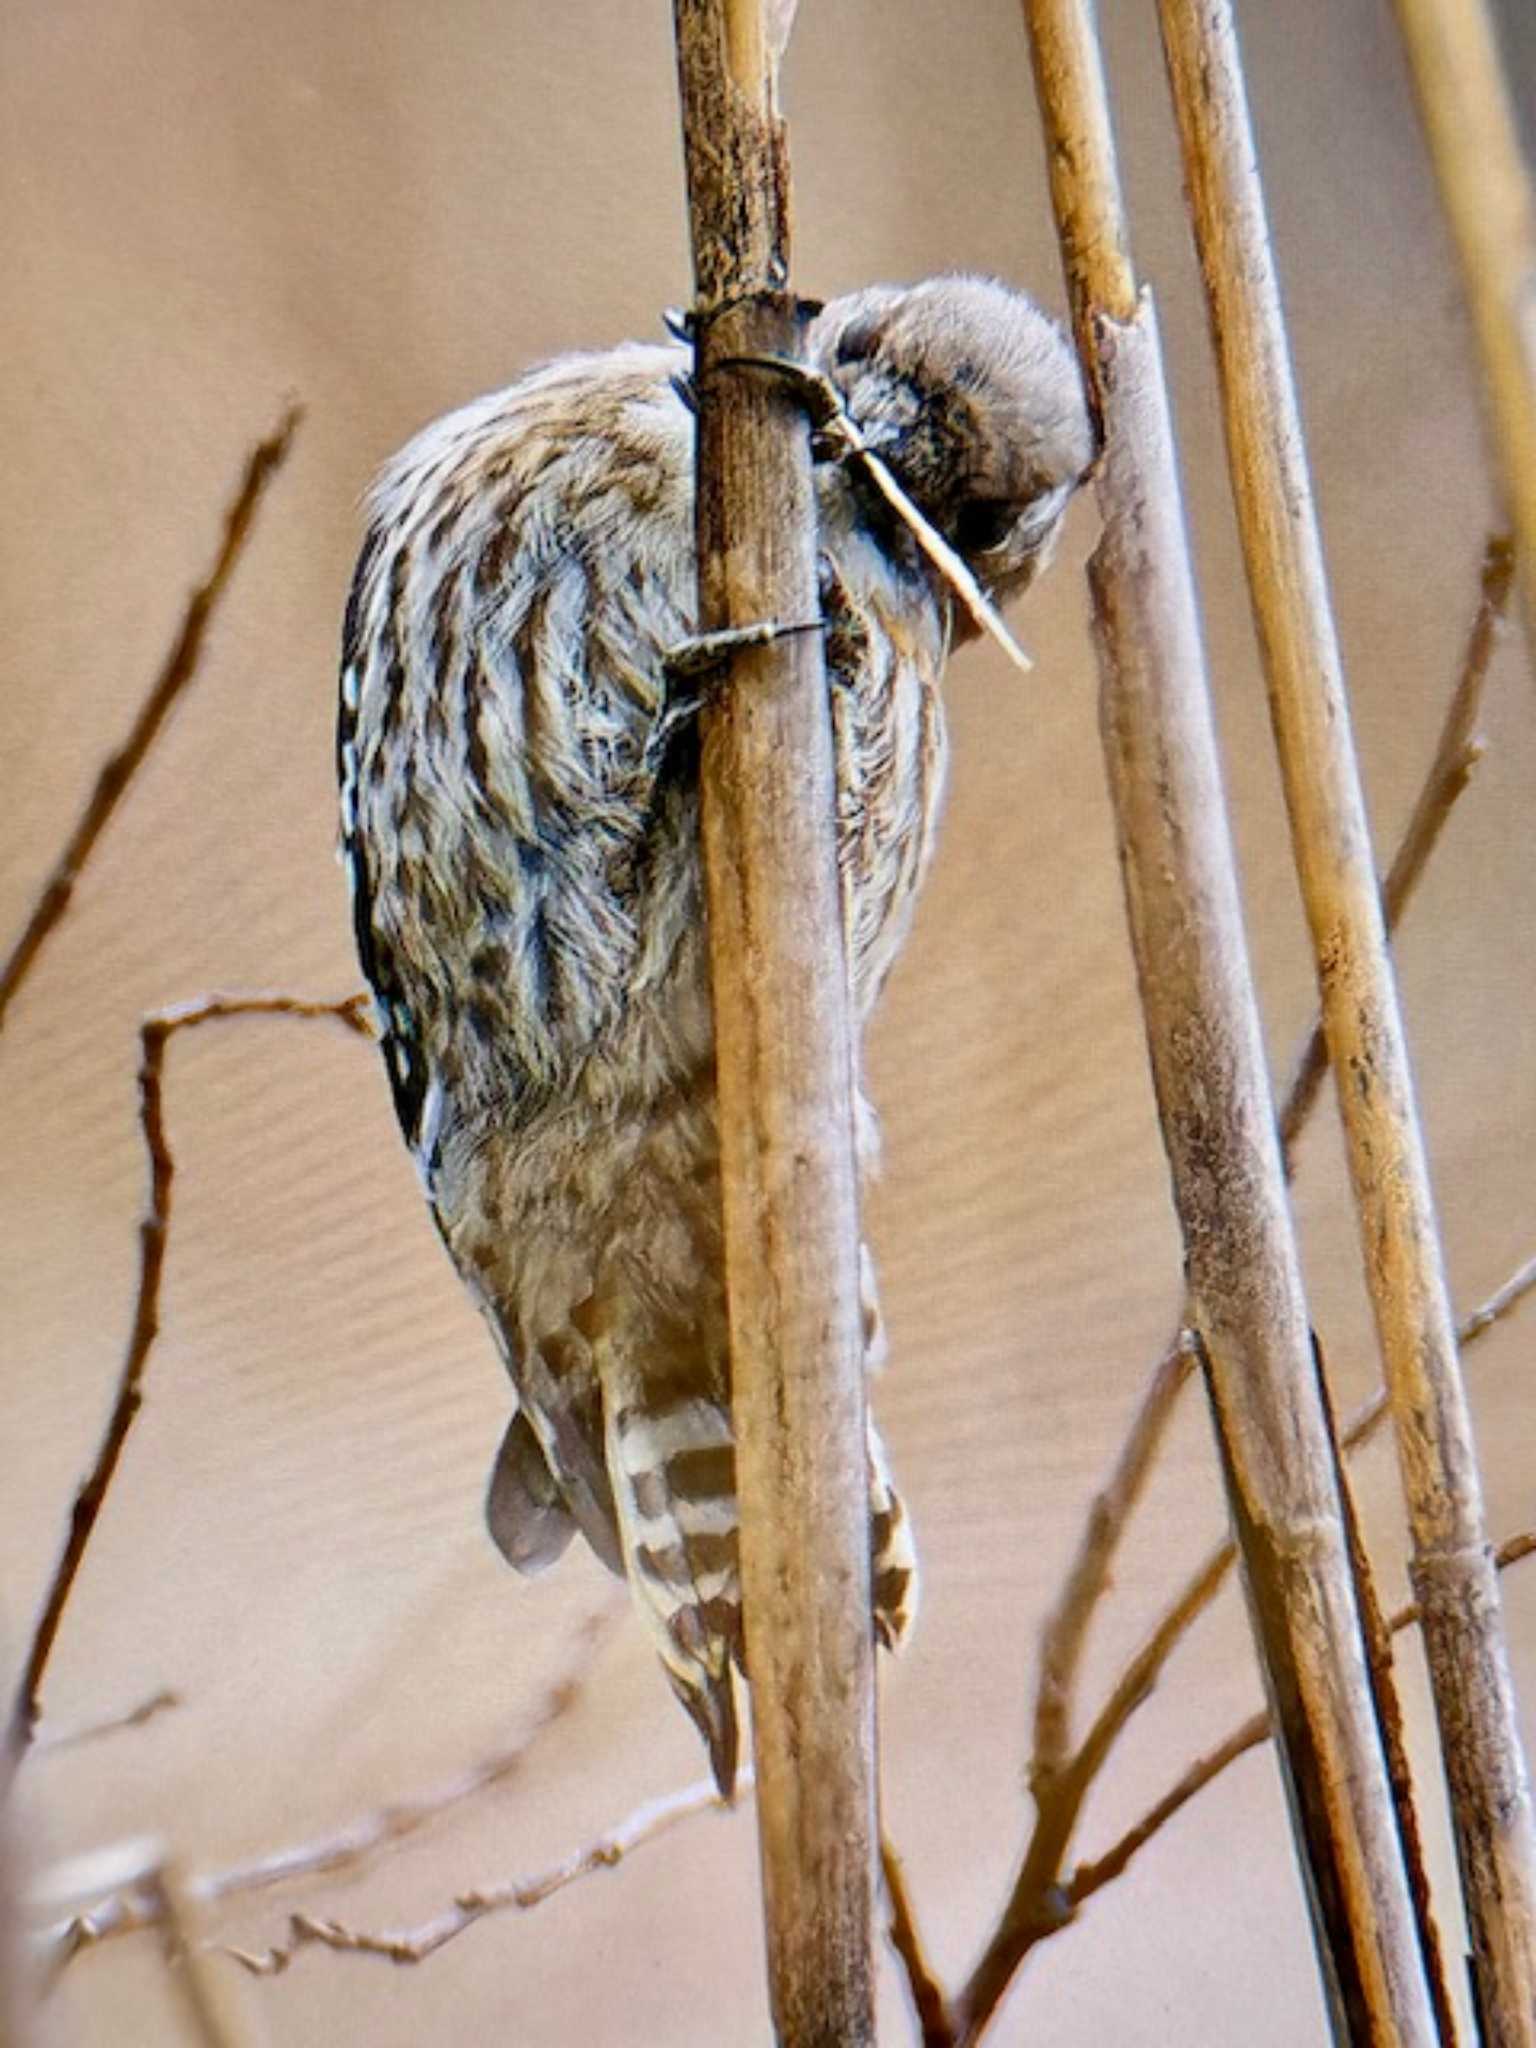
[1156,5,1536,2036]
[672,3,876,2040]
[1005,3,1442,2039]
[1390,0,1536,653]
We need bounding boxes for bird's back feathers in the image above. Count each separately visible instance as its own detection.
[339,278,1089,1791]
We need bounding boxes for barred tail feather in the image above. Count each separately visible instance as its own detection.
[604,1389,743,1798]
[868,1420,918,1651]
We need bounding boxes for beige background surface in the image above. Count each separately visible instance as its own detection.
[3,2,1534,2042]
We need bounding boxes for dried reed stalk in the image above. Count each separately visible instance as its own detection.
[1004,2,1440,2040]
[1390,0,1536,651]
[671,3,876,2042]
[0,1807,27,2048]
[1155,4,1536,2036]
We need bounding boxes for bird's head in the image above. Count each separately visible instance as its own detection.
[807,275,1093,614]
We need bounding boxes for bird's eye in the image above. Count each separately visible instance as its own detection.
[952,499,1018,556]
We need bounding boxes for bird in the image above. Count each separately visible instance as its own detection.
[338,274,1092,1795]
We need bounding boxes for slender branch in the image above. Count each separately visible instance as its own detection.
[40,1602,619,1973]
[1034,529,1505,1788]
[673,3,876,2040]
[35,1689,181,1756]
[1068,1710,1268,1910]
[1031,1331,1195,1781]
[1072,1533,1536,1913]
[1053,1248,1536,1921]
[0,405,302,1034]
[880,1839,953,2048]
[1070,1543,1235,1799]
[222,1774,744,1976]
[1390,0,1536,652]
[2,991,372,1792]
[1157,4,1536,2027]
[1345,1253,1536,1458]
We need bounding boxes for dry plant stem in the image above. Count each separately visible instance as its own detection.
[991,3,1441,2042]
[1,991,372,1794]
[1390,0,1536,651]
[1036,529,1504,1785]
[147,1863,253,2048]
[0,1810,30,2048]
[1157,5,1536,2033]
[0,405,302,1034]
[1279,532,1510,1158]
[222,1774,744,1976]
[673,4,876,2044]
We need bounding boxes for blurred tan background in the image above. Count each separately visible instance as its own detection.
[3,2,1534,2042]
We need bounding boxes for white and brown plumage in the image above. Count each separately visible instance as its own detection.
[339,276,1091,1793]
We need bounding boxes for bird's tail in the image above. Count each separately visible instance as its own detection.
[605,1387,744,1797]
[868,1419,919,1650]
[605,1375,917,1797]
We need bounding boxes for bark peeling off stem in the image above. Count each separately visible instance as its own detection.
[672,5,876,2043]
[1156,4,1536,2035]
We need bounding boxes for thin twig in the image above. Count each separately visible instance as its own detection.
[208,1607,619,1905]
[35,1689,181,1756]
[2,991,372,1793]
[1344,1254,1536,1458]
[880,1838,953,2048]
[987,1255,1536,2035]
[0,1803,28,2048]
[1071,1533,1536,1911]
[0,406,302,1034]
[223,1773,745,1976]
[1049,1245,1536,1908]
[40,1603,619,1972]
[1031,1332,1196,1782]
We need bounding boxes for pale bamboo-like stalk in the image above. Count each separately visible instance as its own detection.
[1156,5,1536,2037]
[0,1807,27,2048]
[987,2,1441,2041]
[146,1861,254,2048]
[1389,0,1536,651]
[671,4,876,2044]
